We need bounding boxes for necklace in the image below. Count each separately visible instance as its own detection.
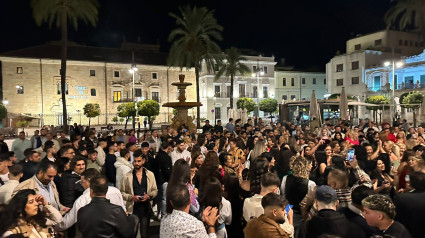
[382,220,394,233]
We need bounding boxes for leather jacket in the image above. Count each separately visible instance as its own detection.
[77,197,138,238]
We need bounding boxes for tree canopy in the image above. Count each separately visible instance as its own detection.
[236,98,256,113]
[0,104,7,121]
[401,91,424,109]
[259,98,278,114]
[138,100,160,129]
[365,95,390,110]
[83,103,100,118]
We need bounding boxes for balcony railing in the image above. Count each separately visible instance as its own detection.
[368,83,425,92]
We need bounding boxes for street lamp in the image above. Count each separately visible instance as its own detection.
[384,60,404,122]
[252,67,264,119]
[129,65,138,129]
[213,96,217,124]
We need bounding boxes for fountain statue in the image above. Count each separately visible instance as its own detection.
[163,74,202,133]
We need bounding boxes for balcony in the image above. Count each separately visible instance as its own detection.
[368,83,425,92]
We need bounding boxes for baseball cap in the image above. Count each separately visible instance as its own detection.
[315,185,338,203]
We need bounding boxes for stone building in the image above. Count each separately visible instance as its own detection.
[0,42,196,127]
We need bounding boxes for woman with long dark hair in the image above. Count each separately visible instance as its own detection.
[198,177,231,238]
[0,189,62,237]
[198,151,221,192]
[223,173,243,237]
[248,157,269,195]
[165,159,199,214]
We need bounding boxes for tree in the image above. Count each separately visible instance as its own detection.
[215,47,251,109]
[385,0,425,39]
[402,91,424,127]
[138,100,160,130]
[112,116,118,124]
[365,95,389,122]
[83,103,100,127]
[31,0,99,133]
[236,98,256,114]
[16,121,29,132]
[259,98,278,116]
[0,104,7,122]
[117,102,137,130]
[167,6,223,128]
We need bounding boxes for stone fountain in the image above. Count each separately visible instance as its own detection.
[163,74,202,133]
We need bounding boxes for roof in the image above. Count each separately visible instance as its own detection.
[0,42,169,66]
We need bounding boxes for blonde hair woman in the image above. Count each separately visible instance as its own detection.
[409,156,425,173]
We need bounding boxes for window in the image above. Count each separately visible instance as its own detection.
[405,40,408,46]
[282,95,288,100]
[399,39,403,46]
[152,72,158,79]
[135,89,142,97]
[290,95,296,100]
[114,70,120,77]
[113,91,121,102]
[90,70,96,76]
[313,78,316,84]
[253,86,258,98]
[336,64,343,72]
[354,44,361,50]
[16,67,23,74]
[263,67,268,74]
[263,86,268,98]
[282,78,287,86]
[215,107,221,120]
[302,78,306,84]
[91,88,96,96]
[324,78,326,84]
[239,84,246,97]
[253,66,257,72]
[215,85,221,97]
[352,77,359,84]
[337,79,343,86]
[291,78,295,86]
[56,83,69,95]
[352,61,359,70]
[16,85,24,94]
[227,86,231,97]
[375,39,382,46]
[214,64,219,71]
[152,92,159,102]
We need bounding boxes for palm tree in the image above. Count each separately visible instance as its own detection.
[168,5,223,128]
[31,0,99,133]
[215,47,251,109]
[385,0,425,37]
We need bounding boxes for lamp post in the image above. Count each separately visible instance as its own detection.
[2,99,8,127]
[213,96,217,124]
[76,109,81,125]
[384,60,404,122]
[252,66,264,119]
[129,64,138,129]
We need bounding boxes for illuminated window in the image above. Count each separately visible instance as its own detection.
[113,91,121,102]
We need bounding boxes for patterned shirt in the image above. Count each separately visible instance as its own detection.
[160,210,216,238]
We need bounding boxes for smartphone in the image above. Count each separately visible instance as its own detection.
[285,204,293,213]
[347,148,355,162]
[405,174,410,182]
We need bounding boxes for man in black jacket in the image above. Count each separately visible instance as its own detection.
[394,171,425,238]
[59,155,86,207]
[338,186,378,237]
[152,141,173,218]
[299,185,366,238]
[77,176,138,238]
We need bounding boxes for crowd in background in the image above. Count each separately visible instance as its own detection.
[0,117,423,238]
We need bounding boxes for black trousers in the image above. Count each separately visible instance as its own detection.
[133,203,151,238]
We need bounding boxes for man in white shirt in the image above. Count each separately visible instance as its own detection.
[243,172,294,237]
[0,164,23,204]
[160,184,219,238]
[95,140,107,167]
[11,131,32,161]
[170,140,191,165]
[149,130,162,153]
[0,154,10,185]
[55,168,125,231]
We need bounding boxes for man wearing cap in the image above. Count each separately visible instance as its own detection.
[299,185,365,238]
[363,194,412,238]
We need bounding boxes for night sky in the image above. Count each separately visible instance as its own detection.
[0,0,392,70]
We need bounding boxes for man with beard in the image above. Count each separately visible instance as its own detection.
[170,140,191,165]
[59,155,86,207]
[244,193,291,238]
[121,153,157,238]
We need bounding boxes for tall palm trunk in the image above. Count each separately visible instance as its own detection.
[195,64,201,128]
[230,74,234,109]
[60,10,69,133]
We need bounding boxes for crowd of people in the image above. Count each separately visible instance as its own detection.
[0,117,423,237]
